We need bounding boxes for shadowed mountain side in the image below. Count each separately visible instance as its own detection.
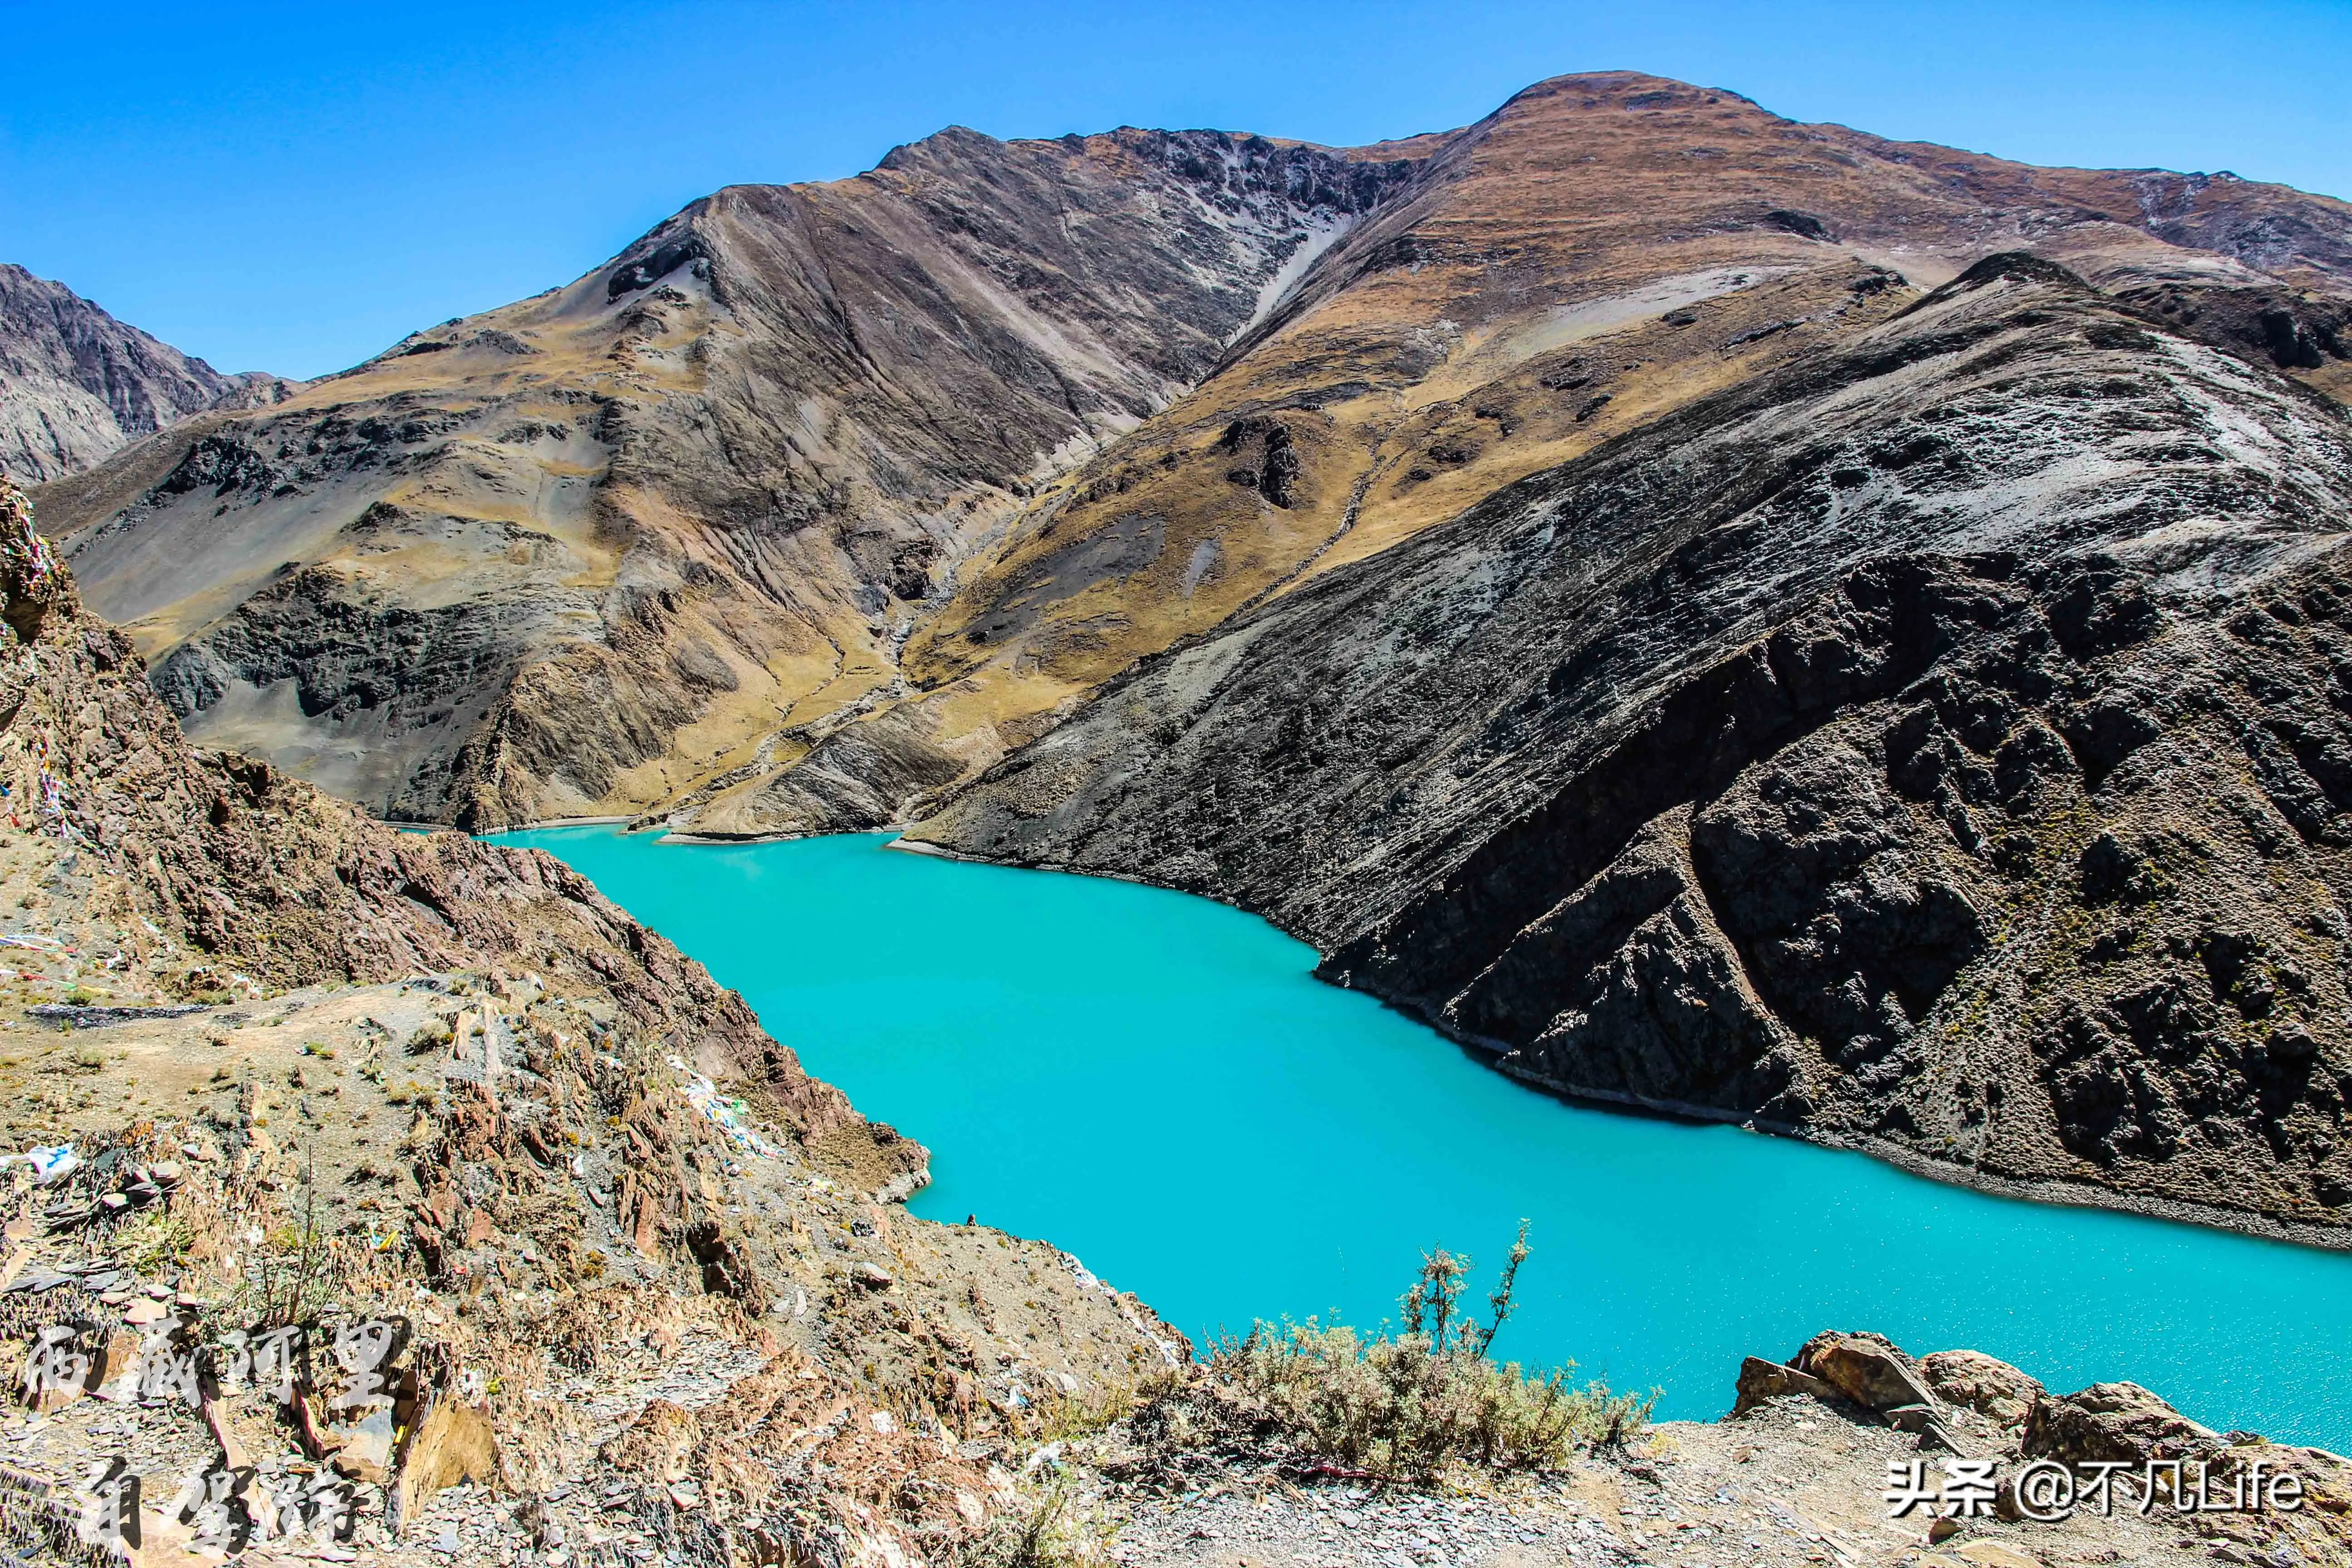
[910,255,2352,1241]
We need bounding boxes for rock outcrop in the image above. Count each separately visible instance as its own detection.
[0,474,1179,1563]
[0,262,293,481]
[916,253,2352,1240]
[1722,1332,2352,1564]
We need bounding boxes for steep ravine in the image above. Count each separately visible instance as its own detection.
[910,254,2352,1246]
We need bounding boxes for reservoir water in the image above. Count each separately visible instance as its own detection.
[497,827,2352,1449]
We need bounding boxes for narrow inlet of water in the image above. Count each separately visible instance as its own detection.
[495,827,2352,1450]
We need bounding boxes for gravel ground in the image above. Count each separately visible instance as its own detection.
[1104,1399,2341,1568]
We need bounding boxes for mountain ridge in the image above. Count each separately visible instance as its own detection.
[34,72,2351,841]
[33,121,1415,826]
[0,262,298,482]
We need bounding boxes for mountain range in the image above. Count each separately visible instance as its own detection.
[0,262,297,482]
[20,70,2352,1239]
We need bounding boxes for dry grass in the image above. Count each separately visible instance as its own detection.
[1205,1319,1650,1483]
[1202,1228,1653,1485]
[950,1477,1122,1568]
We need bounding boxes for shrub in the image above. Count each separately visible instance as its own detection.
[951,1476,1117,1568]
[1204,1225,1652,1483]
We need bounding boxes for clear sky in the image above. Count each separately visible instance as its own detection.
[5,0,2346,381]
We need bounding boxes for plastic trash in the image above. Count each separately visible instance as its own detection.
[0,1144,78,1182]
[672,1065,784,1157]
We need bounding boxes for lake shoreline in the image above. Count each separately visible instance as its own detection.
[878,833,2352,1257]
[492,824,2352,1450]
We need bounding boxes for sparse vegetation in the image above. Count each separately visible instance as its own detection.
[240,1152,336,1326]
[112,1207,193,1274]
[1203,1225,1652,1484]
[951,1476,1119,1568]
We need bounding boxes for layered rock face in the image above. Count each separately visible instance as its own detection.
[915,254,2352,1241]
[0,263,294,481]
[42,74,2352,837]
[34,131,1412,827]
[865,74,2352,844]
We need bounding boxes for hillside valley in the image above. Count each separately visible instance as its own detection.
[27,70,2352,1243]
[32,74,2352,839]
[0,465,2346,1562]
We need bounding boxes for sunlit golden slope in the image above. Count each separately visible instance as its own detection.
[34,128,1416,825]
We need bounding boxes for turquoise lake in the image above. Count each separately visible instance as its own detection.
[496,827,2352,1450]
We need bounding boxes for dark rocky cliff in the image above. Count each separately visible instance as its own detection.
[913,255,2352,1242]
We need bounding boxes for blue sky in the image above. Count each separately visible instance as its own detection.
[5,0,2346,380]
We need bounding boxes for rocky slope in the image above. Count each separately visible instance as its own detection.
[0,263,294,482]
[37,74,2352,838]
[914,252,2352,1243]
[703,70,2352,839]
[0,481,2339,1566]
[30,132,1414,828]
[0,474,1180,1563]
[29,71,2352,1240]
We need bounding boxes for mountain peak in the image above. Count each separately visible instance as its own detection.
[0,265,296,483]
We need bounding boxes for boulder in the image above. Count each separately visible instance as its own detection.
[1794,1331,1938,1413]
[1917,1349,2044,1427]
[397,1396,499,1522]
[1730,1355,1843,1415]
[2020,1381,2218,1463]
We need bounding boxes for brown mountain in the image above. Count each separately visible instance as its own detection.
[36,73,2351,836]
[30,131,1408,823]
[28,72,2352,1239]
[0,263,296,481]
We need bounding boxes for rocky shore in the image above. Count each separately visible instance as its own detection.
[0,471,2340,1568]
[0,473,1178,1564]
[915,252,2352,1250]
